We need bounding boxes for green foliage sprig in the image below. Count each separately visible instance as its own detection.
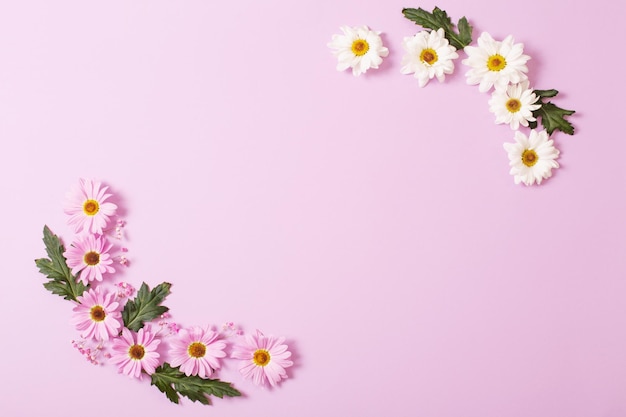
[35,228,242,406]
[530,89,576,135]
[35,226,88,302]
[402,6,473,50]
[151,363,242,405]
[122,282,171,331]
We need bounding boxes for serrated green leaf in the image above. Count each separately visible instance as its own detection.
[152,369,181,404]
[122,282,171,331]
[457,17,473,48]
[35,226,87,301]
[402,7,472,50]
[403,7,449,30]
[43,281,73,297]
[530,88,575,135]
[533,89,559,98]
[432,7,450,25]
[151,363,241,405]
[532,101,576,136]
[402,7,453,35]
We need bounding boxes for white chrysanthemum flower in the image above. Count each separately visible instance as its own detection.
[400,28,459,87]
[328,25,389,76]
[463,32,530,92]
[488,80,541,130]
[503,129,559,186]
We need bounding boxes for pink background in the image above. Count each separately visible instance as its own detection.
[1,0,625,415]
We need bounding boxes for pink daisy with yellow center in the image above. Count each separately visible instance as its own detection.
[110,328,161,379]
[64,178,117,235]
[64,234,115,285]
[231,330,293,387]
[71,287,122,341]
[169,326,227,378]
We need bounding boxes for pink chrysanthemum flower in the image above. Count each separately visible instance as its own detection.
[71,287,122,341]
[110,328,161,379]
[64,178,118,235]
[231,330,293,387]
[169,326,227,378]
[64,234,115,285]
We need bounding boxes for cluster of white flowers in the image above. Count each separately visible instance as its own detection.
[328,26,561,186]
[462,32,559,186]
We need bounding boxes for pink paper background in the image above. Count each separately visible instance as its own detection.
[1,0,625,415]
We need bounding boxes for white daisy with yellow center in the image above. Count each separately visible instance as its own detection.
[488,80,541,130]
[328,25,389,76]
[503,129,560,186]
[400,28,459,87]
[463,32,530,92]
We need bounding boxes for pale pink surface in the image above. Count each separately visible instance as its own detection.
[1,0,626,416]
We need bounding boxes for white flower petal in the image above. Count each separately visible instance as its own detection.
[328,25,388,76]
[503,130,560,186]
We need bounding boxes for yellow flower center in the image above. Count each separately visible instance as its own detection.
[83,199,100,216]
[253,349,271,367]
[420,48,438,65]
[521,149,539,167]
[487,54,507,71]
[351,39,369,57]
[129,344,145,360]
[188,342,206,358]
[84,251,100,266]
[90,305,106,322]
[506,98,522,113]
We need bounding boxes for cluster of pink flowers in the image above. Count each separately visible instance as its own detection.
[71,338,110,365]
[61,178,293,391]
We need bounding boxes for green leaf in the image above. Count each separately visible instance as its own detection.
[533,89,559,98]
[533,102,576,135]
[34,226,87,302]
[529,89,574,136]
[456,17,473,49]
[151,363,241,405]
[530,89,576,135]
[122,282,171,331]
[403,7,451,30]
[402,7,473,50]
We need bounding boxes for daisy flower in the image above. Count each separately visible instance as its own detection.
[65,178,117,235]
[400,28,459,87]
[110,328,161,379]
[64,234,115,285]
[71,287,122,341]
[463,32,530,92]
[169,326,227,378]
[488,80,541,130]
[231,330,293,387]
[328,25,389,76]
[503,129,560,186]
